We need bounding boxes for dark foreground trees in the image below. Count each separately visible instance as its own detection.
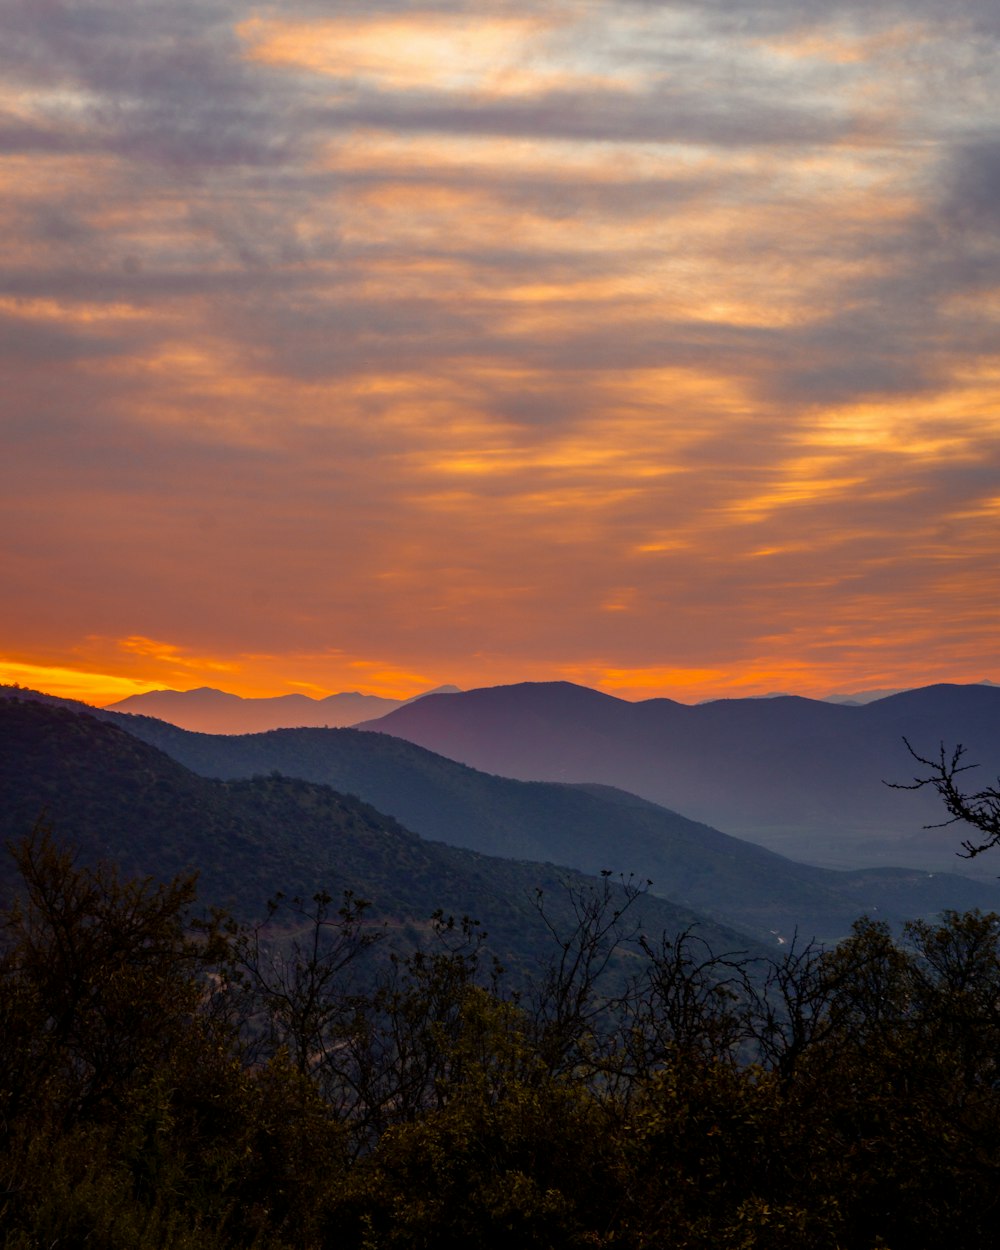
[4,827,1000,1249]
[0,829,348,1249]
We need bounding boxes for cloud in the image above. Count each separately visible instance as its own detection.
[1,0,999,698]
[942,140,1000,236]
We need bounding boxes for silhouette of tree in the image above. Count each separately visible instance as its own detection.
[893,739,1000,857]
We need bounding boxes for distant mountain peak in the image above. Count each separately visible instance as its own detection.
[101,683,463,735]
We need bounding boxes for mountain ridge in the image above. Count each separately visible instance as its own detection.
[354,680,1000,873]
[101,683,461,734]
[0,696,763,981]
[6,686,996,944]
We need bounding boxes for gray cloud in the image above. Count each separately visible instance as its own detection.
[310,82,857,148]
[0,0,311,169]
[942,140,1000,234]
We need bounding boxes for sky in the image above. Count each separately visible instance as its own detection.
[2,0,999,705]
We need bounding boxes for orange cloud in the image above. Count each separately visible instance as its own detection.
[238,14,573,96]
[0,658,163,706]
[4,0,999,715]
[117,636,240,672]
[760,23,929,67]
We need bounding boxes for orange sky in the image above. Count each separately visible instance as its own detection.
[2,2,999,707]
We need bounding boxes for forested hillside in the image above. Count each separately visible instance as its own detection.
[3,823,1000,1249]
[0,697,756,979]
[4,694,1000,1246]
[5,687,1000,943]
[91,697,1000,944]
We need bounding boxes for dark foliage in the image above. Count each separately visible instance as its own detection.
[4,825,1000,1249]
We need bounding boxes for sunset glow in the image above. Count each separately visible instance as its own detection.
[3,0,998,707]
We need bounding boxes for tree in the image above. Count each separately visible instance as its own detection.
[623,927,755,1076]
[0,824,231,1133]
[0,824,347,1249]
[526,871,649,1084]
[893,738,1000,857]
[230,886,384,1082]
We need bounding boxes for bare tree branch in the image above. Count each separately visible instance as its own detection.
[887,739,1000,858]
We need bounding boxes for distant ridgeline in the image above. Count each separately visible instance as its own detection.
[0,695,756,973]
[12,676,1000,872]
[352,678,1000,874]
[101,682,462,734]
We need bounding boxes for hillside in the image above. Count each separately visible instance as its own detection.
[355,680,1000,872]
[5,696,1000,1250]
[51,695,1000,944]
[0,697,759,979]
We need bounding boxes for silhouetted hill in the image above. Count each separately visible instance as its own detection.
[103,686,401,732]
[356,681,1000,873]
[102,684,459,734]
[0,698,760,979]
[40,695,1000,944]
[0,684,95,713]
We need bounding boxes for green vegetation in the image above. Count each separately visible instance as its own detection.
[4,825,1000,1249]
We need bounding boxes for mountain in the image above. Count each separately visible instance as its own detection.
[105,687,403,733]
[7,682,1000,939]
[0,697,760,981]
[21,691,996,945]
[354,681,1000,874]
[822,688,908,705]
[102,684,461,734]
[820,682,997,704]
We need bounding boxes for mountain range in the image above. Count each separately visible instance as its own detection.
[101,679,1000,735]
[103,684,460,734]
[5,685,1000,945]
[0,696,766,982]
[354,681,1000,874]
[93,678,1000,875]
